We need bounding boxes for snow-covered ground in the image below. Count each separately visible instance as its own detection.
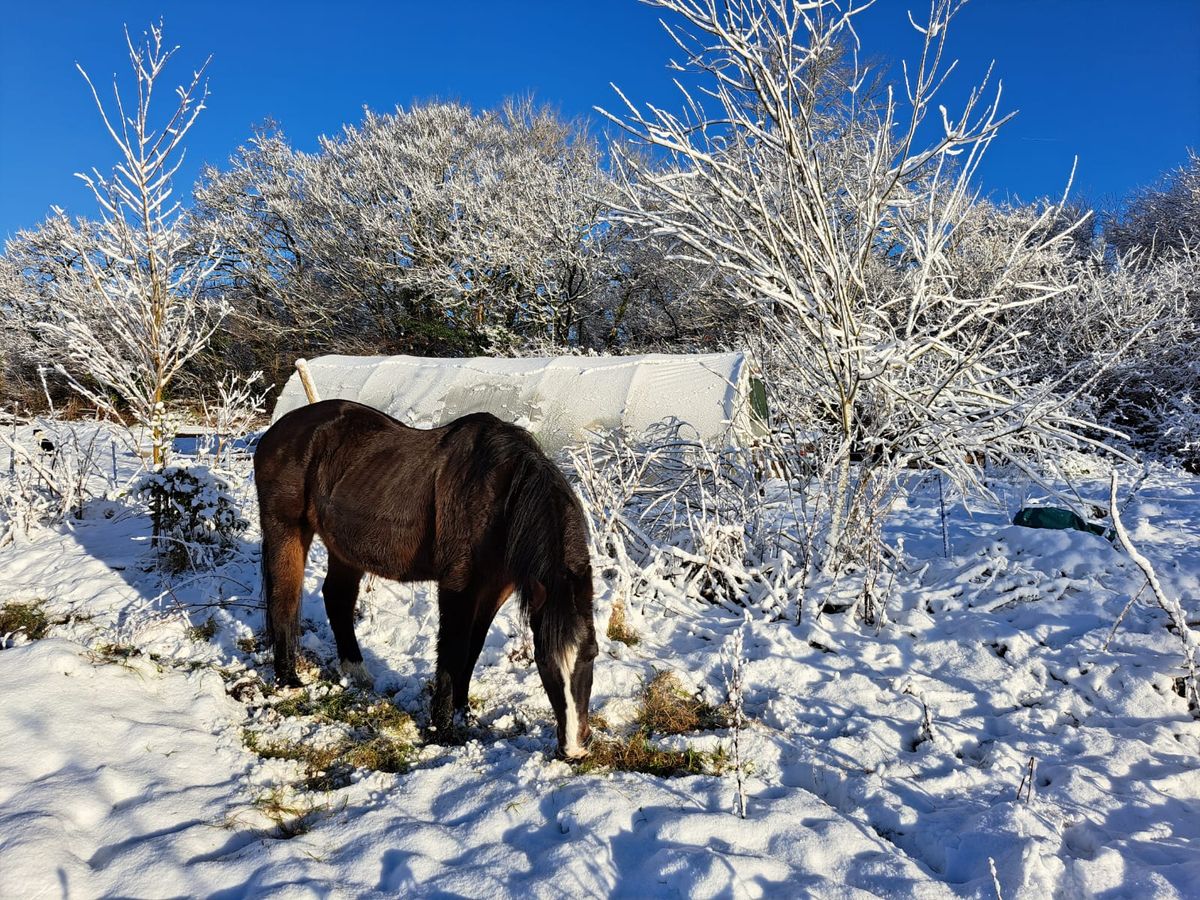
[1,434,1198,898]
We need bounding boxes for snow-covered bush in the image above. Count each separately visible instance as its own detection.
[132,465,246,573]
[1020,243,1200,468]
[568,423,804,620]
[0,415,118,545]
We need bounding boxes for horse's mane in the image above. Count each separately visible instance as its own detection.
[500,436,592,663]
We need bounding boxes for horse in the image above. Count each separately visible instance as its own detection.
[253,399,597,759]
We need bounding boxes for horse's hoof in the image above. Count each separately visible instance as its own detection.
[424,723,467,746]
[340,660,372,688]
[425,706,469,746]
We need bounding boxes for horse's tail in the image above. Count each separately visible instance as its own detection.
[504,453,590,664]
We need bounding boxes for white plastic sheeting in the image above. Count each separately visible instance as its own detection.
[271,352,761,450]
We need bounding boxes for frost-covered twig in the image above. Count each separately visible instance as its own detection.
[1101,581,1148,653]
[722,616,750,818]
[1017,756,1037,803]
[1109,471,1200,712]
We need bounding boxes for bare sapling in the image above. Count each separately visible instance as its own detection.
[200,371,268,468]
[35,22,227,469]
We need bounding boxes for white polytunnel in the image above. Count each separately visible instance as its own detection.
[271,352,768,451]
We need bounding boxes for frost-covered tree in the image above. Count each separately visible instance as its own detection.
[1105,151,1200,259]
[194,100,623,364]
[33,23,226,465]
[603,0,1106,572]
[0,254,29,403]
[3,215,112,407]
[603,216,742,349]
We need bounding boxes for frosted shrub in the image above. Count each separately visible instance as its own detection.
[569,423,796,618]
[198,371,268,468]
[1025,244,1200,468]
[133,466,246,572]
[0,414,117,545]
[1105,151,1200,260]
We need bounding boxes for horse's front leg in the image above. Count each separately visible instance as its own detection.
[457,580,515,709]
[431,584,471,738]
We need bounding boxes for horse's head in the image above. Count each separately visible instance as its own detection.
[536,633,597,760]
[531,570,597,760]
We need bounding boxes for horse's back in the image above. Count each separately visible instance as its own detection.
[255,400,396,467]
[254,400,585,585]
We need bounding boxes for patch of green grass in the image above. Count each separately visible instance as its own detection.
[0,601,50,640]
[245,685,418,791]
[273,686,412,735]
[342,735,414,774]
[243,729,350,791]
[575,670,733,779]
[243,727,415,791]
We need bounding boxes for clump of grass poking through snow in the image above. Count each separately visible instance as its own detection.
[244,682,419,791]
[0,600,51,641]
[579,734,729,778]
[272,687,414,735]
[236,636,261,654]
[606,597,640,646]
[578,670,731,778]
[637,670,729,734]
[186,616,217,642]
[251,786,328,839]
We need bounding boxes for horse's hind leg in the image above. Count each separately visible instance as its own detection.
[323,554,369,686]
[263,522,312,687]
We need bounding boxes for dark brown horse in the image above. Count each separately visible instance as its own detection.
[254,399,597,759]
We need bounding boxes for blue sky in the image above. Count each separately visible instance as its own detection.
[1,1,1197,242]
